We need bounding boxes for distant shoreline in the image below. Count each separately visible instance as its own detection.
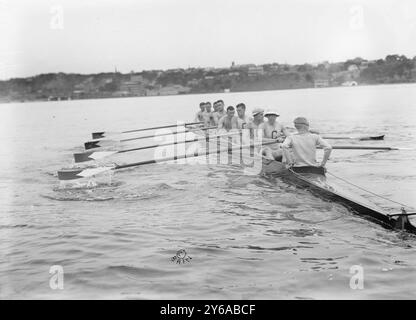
[1,81,416,105]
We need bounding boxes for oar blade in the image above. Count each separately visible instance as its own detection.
[92,132,105,139]
[74,150,118,163]
[359,135,385,141]
[92,131,121,139]
[74,151,94,163]
[57,167,113,180]
[84,139,119,150]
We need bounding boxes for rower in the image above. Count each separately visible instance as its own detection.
[202,102,215,127]
[217,106,239,132]
[282,117,332,169]
[194,102,206,123]
[212,100,226,126]
[236,103,250,129]
[259,110,289,161]
[247,108,264,133]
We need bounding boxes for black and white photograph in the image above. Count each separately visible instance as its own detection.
[1,0,416,303]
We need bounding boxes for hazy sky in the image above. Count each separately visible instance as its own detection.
[1,0,415,79]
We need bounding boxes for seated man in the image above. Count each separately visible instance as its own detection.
[236,103,250,129]
[217,106,239,132]
[282,117,332,169]
[194,102,205,123]
[212,100,226,126]
[259,110,290,161]
[202,102,215,127]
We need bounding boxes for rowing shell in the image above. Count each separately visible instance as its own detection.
[261,159,416,234]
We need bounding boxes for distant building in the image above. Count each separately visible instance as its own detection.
[248,66,264,77]
[187,79,199,86]
[204,76,214,80]
[314,79,330,88]
[130,74,143,83]
[119,81,146,95]
[228,72,240,77]
[159,85,191,95]
[341,81,358,86]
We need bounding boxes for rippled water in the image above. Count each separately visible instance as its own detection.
[1,84,416,299]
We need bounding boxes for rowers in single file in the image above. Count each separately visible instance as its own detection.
[282,117,332,168]
[259,110,290,160]
[217,106,239,132]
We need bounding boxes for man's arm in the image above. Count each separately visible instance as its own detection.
[281,125,291,138]
[217,115,225,129]
[316,136,332,167]
[281,136,294,166]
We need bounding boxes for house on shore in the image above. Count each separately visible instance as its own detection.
[248,66,264,77]
[314,79,330,88]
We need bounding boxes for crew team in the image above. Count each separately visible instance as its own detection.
[194,100,332,169]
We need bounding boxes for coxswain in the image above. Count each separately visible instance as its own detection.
[282,117,332,169]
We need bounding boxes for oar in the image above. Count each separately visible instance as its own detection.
[58,140,276,180]
[84,126,217,150]
[323,135,385,141]
[92,121,203,139]
[325,145,405,150]
[285,127,384,141]
[75,131,239,163]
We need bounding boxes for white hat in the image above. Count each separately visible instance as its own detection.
[264,110,279,117]
[252,108,264,116]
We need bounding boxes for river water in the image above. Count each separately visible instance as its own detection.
[0,84,415,299]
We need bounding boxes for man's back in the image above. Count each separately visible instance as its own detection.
[282,132,331,167]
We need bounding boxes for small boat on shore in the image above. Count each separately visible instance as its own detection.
[261,158,416,234]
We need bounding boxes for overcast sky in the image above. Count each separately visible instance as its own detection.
[1,0,415,79]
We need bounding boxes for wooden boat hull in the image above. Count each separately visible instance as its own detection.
[261,159,416,234]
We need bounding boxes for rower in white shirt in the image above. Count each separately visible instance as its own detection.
[259,110,290,161]
[246,108,264,137]
[235,103,250,129]
[282,117,332,168]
